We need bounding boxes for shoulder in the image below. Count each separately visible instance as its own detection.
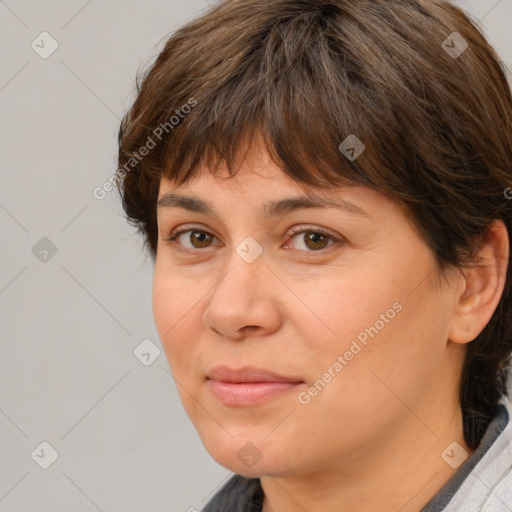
[201,474,264,512]
[441,396,512,511]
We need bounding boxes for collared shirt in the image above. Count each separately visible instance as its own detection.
[202,397,512,511]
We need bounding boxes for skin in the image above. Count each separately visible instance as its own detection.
[152,139,509,512]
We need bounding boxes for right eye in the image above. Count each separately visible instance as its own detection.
[167,227,221,250]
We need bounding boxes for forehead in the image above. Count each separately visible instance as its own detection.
[160,143,304,190]
[157,176,398,230]
[156,139,402,222]
[159,166,308,198]
[159,130,348,193]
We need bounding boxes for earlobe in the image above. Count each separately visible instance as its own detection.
[448,219,509,345]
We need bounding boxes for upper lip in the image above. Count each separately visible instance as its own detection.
[207,365,304,383]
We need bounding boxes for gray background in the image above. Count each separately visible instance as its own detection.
[0,1,511,511]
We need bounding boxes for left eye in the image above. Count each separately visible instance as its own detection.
[286,230,339,251]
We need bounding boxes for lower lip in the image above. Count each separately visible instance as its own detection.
[208,379,303,406]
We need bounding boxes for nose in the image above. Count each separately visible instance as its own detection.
[202,253,282,341]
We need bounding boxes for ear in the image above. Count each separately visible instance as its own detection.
[448,219,509,344]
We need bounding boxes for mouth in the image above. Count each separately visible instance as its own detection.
[206,365,305,407]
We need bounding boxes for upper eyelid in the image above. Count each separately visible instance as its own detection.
[288,224,339,237]
[167,224,220,240]
[166,224,341,245]
[167,223,339,236]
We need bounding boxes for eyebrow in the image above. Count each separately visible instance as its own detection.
[156,193,370,219]
[156,190,370,218]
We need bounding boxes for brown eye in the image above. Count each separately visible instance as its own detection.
[287,228,339,251]
[167,228,217,249]
[303,232,330,250]
[188,230,213,248]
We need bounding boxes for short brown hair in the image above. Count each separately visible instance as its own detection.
[117,0,512,449]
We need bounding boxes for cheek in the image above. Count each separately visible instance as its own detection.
[152,265,201,329]
[293,295,444,444]
[294,272,401,357]
[339,285,451,411]
[151,272,199,367]
[294,263,445,397]
[151,272,175,339]
[152,274,207,423]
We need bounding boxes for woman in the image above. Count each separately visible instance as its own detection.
[116,0,512,510]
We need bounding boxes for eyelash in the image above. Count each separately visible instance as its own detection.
[165,224,343,252]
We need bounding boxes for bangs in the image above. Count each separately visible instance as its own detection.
[154,4,409,196]
[161,93,376,192]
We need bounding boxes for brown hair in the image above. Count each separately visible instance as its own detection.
[117,0,512,449]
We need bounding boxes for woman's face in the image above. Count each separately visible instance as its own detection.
[152,143,466,477]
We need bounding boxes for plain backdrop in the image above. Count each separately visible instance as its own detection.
[0,1,511,511]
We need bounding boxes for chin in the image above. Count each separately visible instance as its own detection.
[200,430,296,477]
